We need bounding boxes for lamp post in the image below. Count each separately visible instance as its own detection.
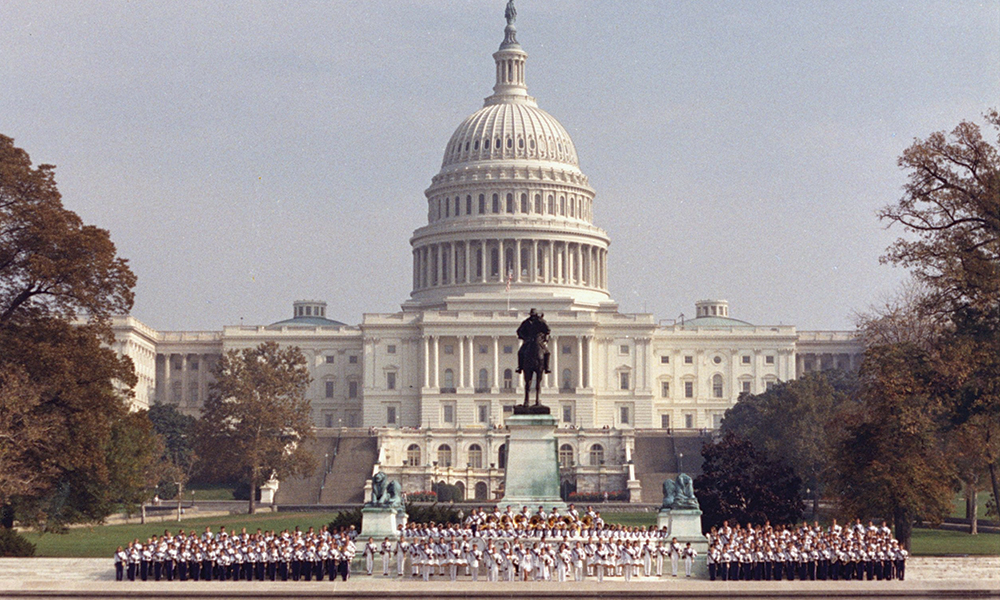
[678,452,684,474]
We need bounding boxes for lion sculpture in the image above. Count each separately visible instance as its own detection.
[661,473,700,511]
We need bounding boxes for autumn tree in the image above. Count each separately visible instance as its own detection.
[0,134,152,529]
[196,342,315,514]
[148,403,199,519]
[878,111,1000,522]
[721,371,856,516]
[695,432,804,531]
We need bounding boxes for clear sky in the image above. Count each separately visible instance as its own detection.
[2,0,997,331]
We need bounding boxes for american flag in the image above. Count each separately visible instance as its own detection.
[505,269,513,292]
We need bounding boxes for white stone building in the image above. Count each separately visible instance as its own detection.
[110,9,861,502]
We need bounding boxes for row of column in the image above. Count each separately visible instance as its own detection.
[159,353,214,408]
[413,239,607,291]
[420,334,594,391]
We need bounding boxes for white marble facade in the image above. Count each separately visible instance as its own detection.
[108,11,862,497]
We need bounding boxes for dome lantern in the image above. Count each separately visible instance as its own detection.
[487,1,532,106]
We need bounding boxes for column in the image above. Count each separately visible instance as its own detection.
[531,240,538,283]
[577,337,584,388]
[544,242,552,283]
[514,239,522,282]
[162,354,172,405]
[550,336,559,389]
[181,354,189,406]
[458,335,466,389]
[465,242,472,284]
[467,337,475,388]
[424,337,431,388]
[576,244,583,285]
[586,335,594,389]
[492,336,500,390]
[432,336,440,388]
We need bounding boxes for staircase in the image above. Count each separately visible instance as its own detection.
[633,430,711,505]
[274,431,378,506]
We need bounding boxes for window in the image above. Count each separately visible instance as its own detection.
[386,372,396,390]
[386,406,397,425]
[387,344,396,354]
[520,194,528,213]
[765,355,775,365]
[559,444,574,468]
[506,193,514,213]
[502,369,513,390]
[477,403,489,424]
[713,413,724,429]
[349,355,358,364]
[619,344,630,354]
[503,345,513,354]
[478,368,489,391]
[589,444,605,466]
[766,380,776,391]
[619,372,630,390]
[443,404,455,424]
[406,444,421,466]
[562,368,572,390]
[684,355,694,364]
[325,355,335,364]
[619,405,630,425]
[492,193,499,213]
[713,355,722,365]
[684,381,694,398]
[325,381,335,398]
[443,344,454,355]
[741,380,751,394]
[562,344,571,355]
[685,413,694,429]
[741,355,751,365]
[479,345,488,354]
[173,359,181,371]
[348,381,358,398]
[478,194,485,214]
[190,359,199,371]
[325,414,335,428]
[712,374,724,398]
[661,381,670,398]
[660,414,670,429]
[468,444,483,468]
[562,404,573,424]
[437,444,453,467]
[466,196,472,214]
[660,355,670,364]
[190,384,199,403]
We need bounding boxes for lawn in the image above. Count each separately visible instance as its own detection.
[22,511,344,558]
[910,528,1000,556]
[949,491,995,520]
[183,483,238,502]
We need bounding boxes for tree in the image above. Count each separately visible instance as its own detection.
[0,134,144,529]
[878,112,1000,524]
[721,371,856,516]
[196,342,315,514]
[831,342,953,549]
[0,366,56,509]
[148,403,199,518]
[695,432,804,531]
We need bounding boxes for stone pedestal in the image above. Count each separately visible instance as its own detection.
[498,413,567,512]
[657,509,709,553]
[359,507,399,541]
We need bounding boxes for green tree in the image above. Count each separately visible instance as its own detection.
[196,342,315,514]
[148,403,199,514]
[831,342,953,549]
[721,371,856,516]
[695,432,804,531]
[0,134,143,529]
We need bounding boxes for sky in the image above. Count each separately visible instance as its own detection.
[2,0,998,332]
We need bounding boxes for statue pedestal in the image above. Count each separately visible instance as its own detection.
[658,509,709,553]
[359,507,399,541]
[498,414,566,512]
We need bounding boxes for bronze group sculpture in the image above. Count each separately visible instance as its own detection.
[367,471,404,510]
[661,473,700,511]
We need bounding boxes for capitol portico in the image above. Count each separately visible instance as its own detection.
[110,5,861,504]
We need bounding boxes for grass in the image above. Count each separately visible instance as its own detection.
[21,511,345,558]
[910,528,1000,556]
[17,509,999,558]
[176,483,237,502]
[949,491,995,520]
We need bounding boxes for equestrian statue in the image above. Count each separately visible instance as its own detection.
[516,308,550,408]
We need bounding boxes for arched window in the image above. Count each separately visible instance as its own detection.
[474,481,489,500]
[712,374,724,398]
[437,444,453,468]
[478,368,489,391]
[559,444,574,468]
[548,195,555,214]
[406,444,421,466]
[478,194,485,214]
[498,443,507,469]
[589,444,605,466]
[445,198,450,217]
[444,369,455,389]
[503,368,513,390]
[560,196,566,215]
[520,193,528,213]
[466,195,472,215]
[506,193,514,214]
[454,197,460,216]
[454,481,466,500]
[468,444,483,469]
[535,194,542,214]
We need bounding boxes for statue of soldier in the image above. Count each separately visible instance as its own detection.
[516,308,550,375]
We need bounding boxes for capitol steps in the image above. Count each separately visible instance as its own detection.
[273,437,338,505]
[318,433,378,505]
[633,431,711,505]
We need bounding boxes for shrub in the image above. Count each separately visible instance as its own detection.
[406,491,437,503]
[327,508,362,533]
[0,528,36,557]
[405,502,462,525]
[567,491,628,503]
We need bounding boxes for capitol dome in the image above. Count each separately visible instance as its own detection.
[407,4,612,311]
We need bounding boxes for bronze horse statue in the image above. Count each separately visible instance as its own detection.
[521,331,548,407]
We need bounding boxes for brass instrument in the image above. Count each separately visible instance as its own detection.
[513,514,527,526]
[500,514,512,526]
[529,514,544,528]
[547,515,559,527]
[581,514,593,527]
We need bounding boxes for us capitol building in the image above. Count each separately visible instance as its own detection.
[110,7,860,503]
